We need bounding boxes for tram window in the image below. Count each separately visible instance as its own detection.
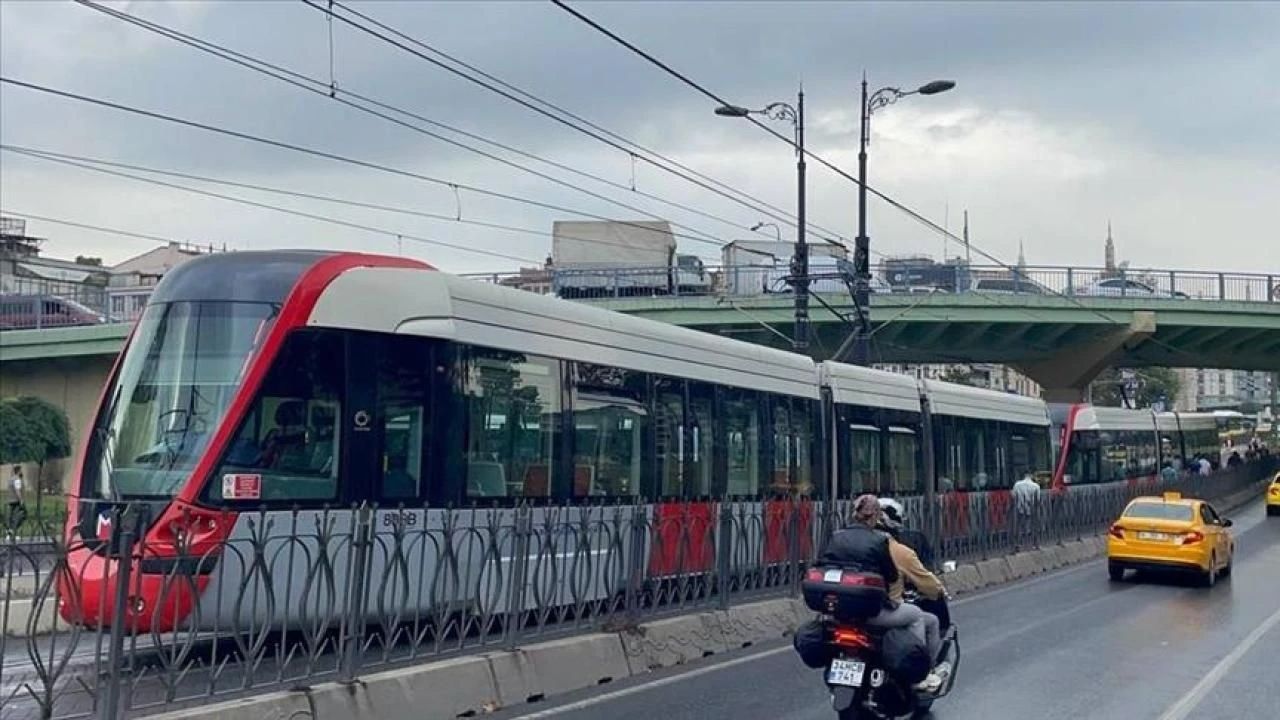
[847,424,881,495]
[462,349,560,499]
[887,428,919,494]
[570,363,647,497]
[769,396,815,497]
[962,419,990,491]
[377,336,430,501]
[654,378,685,498]
[213,330,343,503]
[687,382,718,497]
[724,388,761,497]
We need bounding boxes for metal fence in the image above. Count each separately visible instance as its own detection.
[3,262,1277,332]
[468,263,1280,303]
[0,457,1274,719]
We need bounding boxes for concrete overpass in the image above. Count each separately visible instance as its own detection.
[581,292,1280,401]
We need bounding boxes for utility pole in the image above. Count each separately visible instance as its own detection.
[851,74,955,365]
[794,88,809,352]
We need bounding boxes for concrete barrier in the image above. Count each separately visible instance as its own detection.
[2,597,56,638]
[1007,552,1040,579]
[308,656,498,720]
[521,633,632,696]
[715,597,799,649]
[947,564,982,594]
[142,691,313,720]
[619,611,727,671]
[975,558,1010,586]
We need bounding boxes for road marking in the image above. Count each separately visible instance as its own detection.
[508,645,793,718]
[1156,602,1280,720]
[952,558,1097,607]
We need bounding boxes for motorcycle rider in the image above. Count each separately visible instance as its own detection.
[877,498,951,632]
[817,494,944,692]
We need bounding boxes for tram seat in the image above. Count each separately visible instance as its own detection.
[523,465,549,496]
[468,462,506,497]
[573,465,596,496]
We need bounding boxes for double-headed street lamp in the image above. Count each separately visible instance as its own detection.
[716,91,808,352]
[850,76,955,365]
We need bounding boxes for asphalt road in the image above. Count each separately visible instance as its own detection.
[493,498,1280,720]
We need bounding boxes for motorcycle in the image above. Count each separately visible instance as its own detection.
[800,568,961,720]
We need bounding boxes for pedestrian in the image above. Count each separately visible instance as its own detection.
[7,465,26,532]
[1160,461,1178,484]
[1197,455,1212,476]
[1012,473,1040,547]
[1227,451,1243,469]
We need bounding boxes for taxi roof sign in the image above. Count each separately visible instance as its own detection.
[1163,491,1183,501]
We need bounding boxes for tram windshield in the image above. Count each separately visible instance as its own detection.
[85,301,278,498]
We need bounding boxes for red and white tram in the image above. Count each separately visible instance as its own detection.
[64,251,1061,632]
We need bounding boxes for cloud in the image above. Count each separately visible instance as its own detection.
[1,0,1277,276]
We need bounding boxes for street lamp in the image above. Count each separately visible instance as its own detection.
[850,75,955,365]
[715,91,808,352]
[750,221,783,243]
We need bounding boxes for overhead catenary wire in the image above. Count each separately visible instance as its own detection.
[75,0,760,254]
[0,210,187,247]
[304,0,849,246]
[0,146,537,264]
[2,143,706,260]
[0,76,754,259]
[549,1,1136,331]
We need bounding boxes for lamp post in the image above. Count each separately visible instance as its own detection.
[716,90,808,352]
[851,76,955,365]
[750,221,783,243]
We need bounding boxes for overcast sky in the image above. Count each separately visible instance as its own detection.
[1,1,1277,274]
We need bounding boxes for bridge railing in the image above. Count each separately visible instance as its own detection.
[467,263,1280,304]
[2,457,1273,719]
[2,264,1276,332]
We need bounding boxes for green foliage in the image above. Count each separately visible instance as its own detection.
[0,396,72,465]
[0,401,42,465]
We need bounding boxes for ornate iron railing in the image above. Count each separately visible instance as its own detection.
[0,457,1274,719]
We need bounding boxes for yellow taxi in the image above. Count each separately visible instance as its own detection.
[1267,472,1280,517]
[1107,492,1234,587]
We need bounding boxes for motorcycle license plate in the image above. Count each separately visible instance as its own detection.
[827,659,866,688]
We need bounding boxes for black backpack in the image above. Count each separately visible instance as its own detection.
[792,618,834,669]
[880,626,931,684]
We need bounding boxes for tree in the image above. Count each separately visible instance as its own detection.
[0,401,42,466]
[0,396,72,491]
[1090,367,1181,409]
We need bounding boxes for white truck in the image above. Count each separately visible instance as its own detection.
[551,220,709,297]
[720,239,851,296]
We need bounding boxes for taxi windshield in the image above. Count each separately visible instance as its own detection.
[1123,503,1194,521]
[84,300,278,499]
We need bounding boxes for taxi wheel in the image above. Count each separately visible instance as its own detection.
[1108,563,1125,582]
[1201,555,1217,588]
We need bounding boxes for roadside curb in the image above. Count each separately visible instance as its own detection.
[137,480,1274,720]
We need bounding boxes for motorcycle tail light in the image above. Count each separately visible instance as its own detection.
[832,627,873,651]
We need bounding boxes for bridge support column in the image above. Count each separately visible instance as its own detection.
[1017,311,1156,404]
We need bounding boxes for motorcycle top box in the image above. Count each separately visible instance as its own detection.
[802,567,888,621]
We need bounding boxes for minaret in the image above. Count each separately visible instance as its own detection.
[1104,221,1116,273]
[1017,239,1026,270]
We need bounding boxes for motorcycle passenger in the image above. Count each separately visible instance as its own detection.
[818,494,944,691]
[877,498,951,632]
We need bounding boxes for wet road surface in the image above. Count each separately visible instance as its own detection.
[492,498,1280,720]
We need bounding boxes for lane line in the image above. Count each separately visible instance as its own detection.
[507,645,793,718]
[1156,601,1280,720]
